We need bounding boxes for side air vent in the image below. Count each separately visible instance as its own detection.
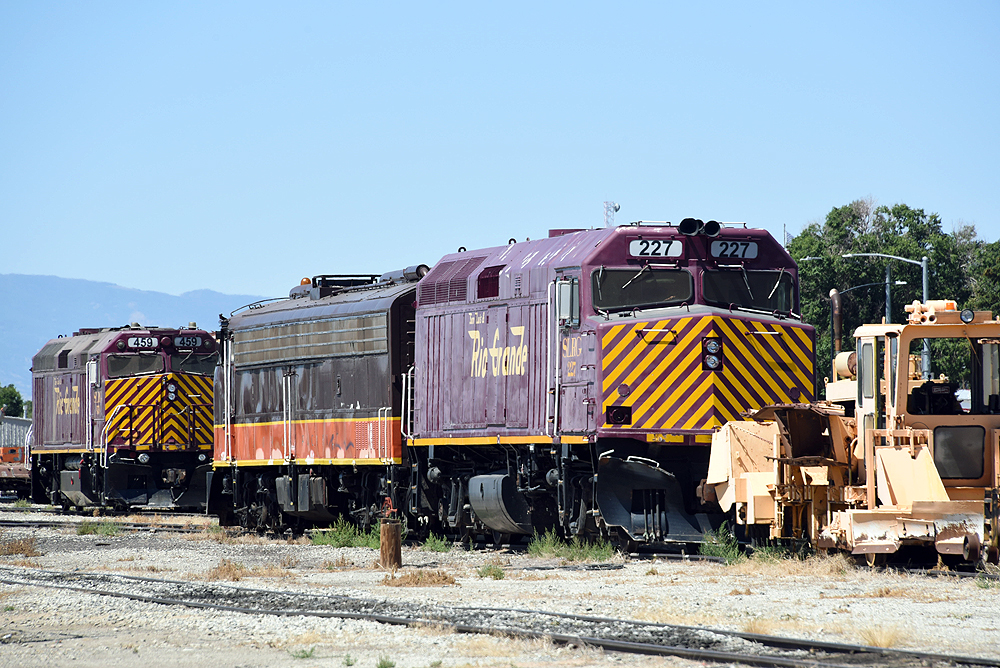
[417,257,488,305]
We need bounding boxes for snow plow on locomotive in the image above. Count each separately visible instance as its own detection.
[30,325,216,511]
[209,221,815,549]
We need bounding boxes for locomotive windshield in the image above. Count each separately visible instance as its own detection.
[591,267,692,311]
[171,352,218,375]
[107,353,165,378]
[702,269,794,313]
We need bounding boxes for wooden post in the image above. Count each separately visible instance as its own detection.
[380,519,402,570]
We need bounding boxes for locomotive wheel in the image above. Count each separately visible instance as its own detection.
[491,530,511,550]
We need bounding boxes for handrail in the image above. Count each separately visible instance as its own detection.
[100,404,131,469]
[401,366,415,439]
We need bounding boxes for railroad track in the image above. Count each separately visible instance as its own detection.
[0,517,216,535]
[0,566,996,668]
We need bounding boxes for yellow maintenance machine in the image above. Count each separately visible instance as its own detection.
[705,300,1000,566]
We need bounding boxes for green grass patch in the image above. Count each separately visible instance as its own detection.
[421,533,451,552]
[376,657,396,668]
[311,517,380,548]
[343,655,355,667]
[289,647,316,659]
[77,521,121,537]
[12,498,31,508]
[526,529,615,562]
[698,523,744,563]
[477,564,505,580]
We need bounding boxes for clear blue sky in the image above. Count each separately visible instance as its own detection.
[2,2,997,298]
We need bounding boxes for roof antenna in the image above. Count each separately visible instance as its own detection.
[604,201,620,227]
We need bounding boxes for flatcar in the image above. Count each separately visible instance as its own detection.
[210,220,814,548]
[30,324,216,510]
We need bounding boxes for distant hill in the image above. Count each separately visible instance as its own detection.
[0,274,267,396]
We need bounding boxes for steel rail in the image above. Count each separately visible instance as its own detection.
[2,567,997,668]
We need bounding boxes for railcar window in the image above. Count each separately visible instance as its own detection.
[171,353,218,376]
[702,270,794,312]
[591,268,692,311]
[107,354,164,378]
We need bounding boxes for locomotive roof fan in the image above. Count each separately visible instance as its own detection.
[679,218,721,237]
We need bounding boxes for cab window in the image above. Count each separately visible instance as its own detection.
[591,267,692,312]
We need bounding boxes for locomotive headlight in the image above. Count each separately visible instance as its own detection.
[167,392,177,401]
[116,340,125,351]
[704,339,722,354]
[198,453,208,462]
[167,383,177,392]
[704,354,721,370]
[961,309,975,324]
[138,453,150,464]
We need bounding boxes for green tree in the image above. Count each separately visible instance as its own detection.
[0,384,24,417]
[788,200,981,397]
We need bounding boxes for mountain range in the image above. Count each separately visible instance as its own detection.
[0,274,266,396]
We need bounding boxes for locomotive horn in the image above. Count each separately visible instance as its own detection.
[678,218,703,235]
[703,220,721,237]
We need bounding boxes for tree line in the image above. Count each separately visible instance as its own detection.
[788,198,998,397]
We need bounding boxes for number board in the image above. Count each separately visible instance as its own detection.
[126,336,158,349]
[174,335,202,348]
[710,240,758,259]
[628,239,683,258]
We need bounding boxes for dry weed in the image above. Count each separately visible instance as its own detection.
[322,555,355,570]
[728,552,853,578]
[456,634,553,658]
[414,623,457,637]
[514,571,561,581]
[199,558,296,581]
[280,554,299,569]
[634,605,717,626]
[0,536,41,557]
[5,559,40,568]
[729,587,752,596]
[381,569,457,587]
[866,586,906,598]
[203,558,249,581]
[741,617,775,635]
[858,624,905,648]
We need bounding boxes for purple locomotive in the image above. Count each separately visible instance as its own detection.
[211,219,814,548]
[411,220,813,545]
[30,325,216,510]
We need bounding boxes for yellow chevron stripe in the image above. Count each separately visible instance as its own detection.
[632,360,711,429]
[600,322,647,375]
[603,317,706,394]
[743,323,799,394]
[629,345,703,425]
[746,321,812,391]
[680,377,719,429]
[714,320,781,404]
[601,321,664,390]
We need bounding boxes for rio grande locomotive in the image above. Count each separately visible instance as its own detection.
[210,219,814,547]
[30,324,216,510]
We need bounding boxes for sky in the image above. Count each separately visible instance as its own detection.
[1,2,997,298]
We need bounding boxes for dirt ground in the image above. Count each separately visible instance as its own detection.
[0,513,998,668]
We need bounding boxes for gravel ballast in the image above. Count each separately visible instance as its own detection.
[0,511,998,668]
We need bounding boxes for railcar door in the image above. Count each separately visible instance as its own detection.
[553,273,594,434]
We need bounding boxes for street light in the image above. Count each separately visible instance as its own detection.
[828,280,906,378]
[842,253,930,379]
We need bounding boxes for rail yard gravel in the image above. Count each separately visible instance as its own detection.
[0,510,998,668]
